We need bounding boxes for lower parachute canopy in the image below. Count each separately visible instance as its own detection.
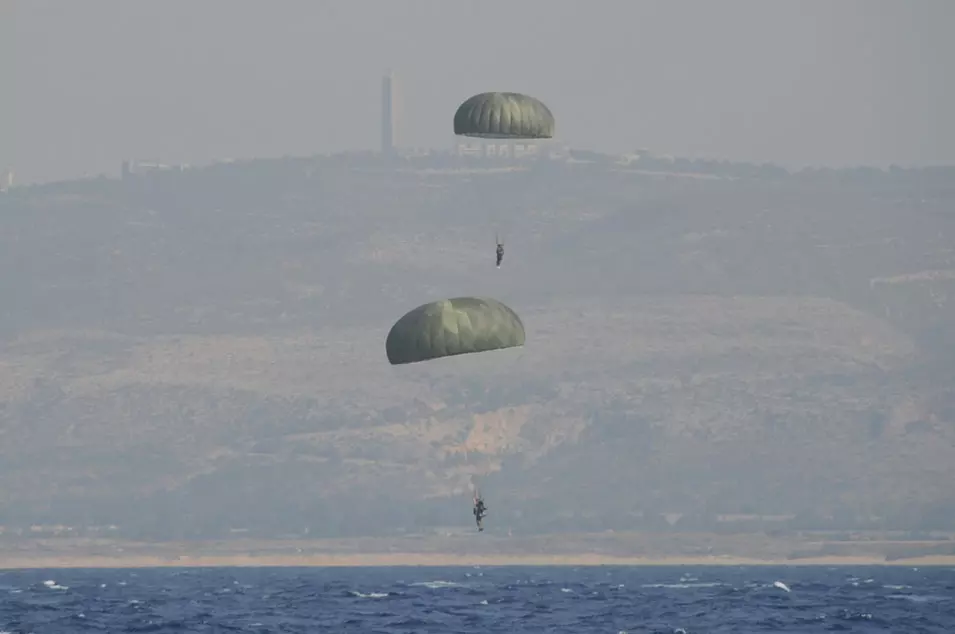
[385,297,526,365]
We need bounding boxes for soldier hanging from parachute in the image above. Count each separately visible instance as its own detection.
[473,490,488,532]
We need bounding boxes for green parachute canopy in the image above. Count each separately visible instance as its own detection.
[386,297,526,365]
[453,92,555,139]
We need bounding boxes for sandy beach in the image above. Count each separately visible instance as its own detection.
[3,552,955,570]
[2,531,954,570]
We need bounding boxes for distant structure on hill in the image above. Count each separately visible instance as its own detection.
[381,70,397,157]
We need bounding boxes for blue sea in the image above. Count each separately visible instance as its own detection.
[0,565,953,633]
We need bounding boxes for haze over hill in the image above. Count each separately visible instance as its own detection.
[6,2,955,184]
[1,152,953,544]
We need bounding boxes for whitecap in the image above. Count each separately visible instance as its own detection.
[43,580,68,590]
[349,591,389,599]
[410,580,461,589]
[887,594,949,603]
[641,582,724,589]
[773,581,791,593]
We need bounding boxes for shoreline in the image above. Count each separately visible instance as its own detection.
[3,552,955,570]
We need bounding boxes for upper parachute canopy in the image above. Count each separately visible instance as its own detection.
[453,92,555,140]
[386,296,526,365]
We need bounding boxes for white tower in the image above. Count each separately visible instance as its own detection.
[381,71,397,156]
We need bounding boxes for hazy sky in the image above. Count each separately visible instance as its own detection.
[5,0,954,184]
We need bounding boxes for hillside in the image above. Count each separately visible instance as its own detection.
[1,153,954,539]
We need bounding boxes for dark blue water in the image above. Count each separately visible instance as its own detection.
[1,565,952,632]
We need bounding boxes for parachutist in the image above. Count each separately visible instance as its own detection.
[496,242,504,268]
[473,494,487,531]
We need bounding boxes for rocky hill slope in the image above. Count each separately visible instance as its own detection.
[1,155,953,538]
